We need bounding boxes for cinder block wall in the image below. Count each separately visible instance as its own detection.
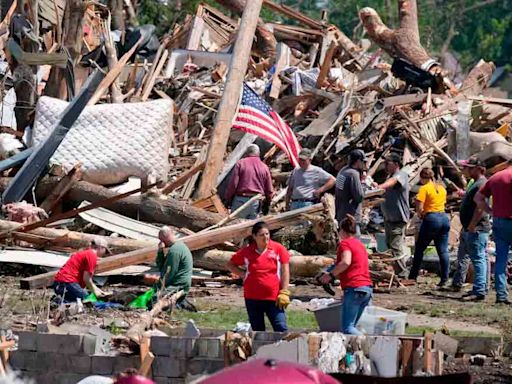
[10,330,283,384]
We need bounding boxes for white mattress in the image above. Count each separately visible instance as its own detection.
[31,96,173,185]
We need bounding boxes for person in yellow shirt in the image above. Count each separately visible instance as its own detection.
[408,168,450,286]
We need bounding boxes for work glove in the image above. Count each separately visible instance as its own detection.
[276,289,291,310]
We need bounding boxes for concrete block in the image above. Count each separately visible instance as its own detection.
[152,357,187,378]
[83,334,101,355]
[91,355,115,375]
[9,351,38,371]
[187,358,225,376]
[455,336,503,356]
[36,333,83,354]
[252,332,286,342]
[153,377,171,384]
[112,355,140,373]
[151,337,195,358]
[38,352,69,372]
[54,373,89,384]
[17,331,37,351]
[194,338,222,358]
[69,355,92,374]
[255,335,309,364]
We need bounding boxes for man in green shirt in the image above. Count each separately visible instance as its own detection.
[156,226,193,298]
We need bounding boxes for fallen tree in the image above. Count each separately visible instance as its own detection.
[0,178,226,232]
[0,219,154,253]
[20,203,327,289]
[195,249,334,277]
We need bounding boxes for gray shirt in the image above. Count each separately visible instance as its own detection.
[335,166,364,222]
[288,165,333,200]
[381,170,410,223]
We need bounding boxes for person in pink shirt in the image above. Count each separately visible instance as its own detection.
[225,144,273,219]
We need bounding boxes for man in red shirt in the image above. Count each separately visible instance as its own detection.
[53,238,111,303]
[224,144,273,219]
[227,222,290,331]
[475,160,512,304]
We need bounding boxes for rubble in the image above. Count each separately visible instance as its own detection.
[0,0,509,381]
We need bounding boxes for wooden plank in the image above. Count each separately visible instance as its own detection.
[269,43,290,99]
[0,180,161,239]
[40,164,81,214]
[401,340,414,376]
[161,161,206,195]
[262,0,323,30]
[424,333,433,375]
[20,203,325,289]
[316,41,336,88]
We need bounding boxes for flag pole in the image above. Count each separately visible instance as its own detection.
[196,1,264,199]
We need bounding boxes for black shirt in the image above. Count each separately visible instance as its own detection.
[460,177,491,232]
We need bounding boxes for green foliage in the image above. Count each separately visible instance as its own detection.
[137,0,512,69]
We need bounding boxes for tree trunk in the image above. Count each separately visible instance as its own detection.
[195,249,334,277]
[215,0,277,61]
[359,0,435,71]
[0,219,154,253]
[34,179,226,232]
[108,0,125,31]
[44,0,87,99]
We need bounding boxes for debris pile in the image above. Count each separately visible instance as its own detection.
[0,0,510,378]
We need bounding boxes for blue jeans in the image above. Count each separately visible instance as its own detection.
[342,286,372,335]
[290,200,314,210]
[231,195,260,219]
[245,299,287,332]
[409,212,450,282]
[494,218,512,301]
[53,282,88,303]
[452,231,471,288]
[463,231,489,296]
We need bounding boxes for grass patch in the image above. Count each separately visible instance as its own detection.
[172,302,317,330]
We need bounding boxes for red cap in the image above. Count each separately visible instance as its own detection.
[198,358,339,384]
[114,376,155,384]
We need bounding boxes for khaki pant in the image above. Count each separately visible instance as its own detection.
[385,221,407,272]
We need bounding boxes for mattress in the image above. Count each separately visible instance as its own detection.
[31,96,173,185]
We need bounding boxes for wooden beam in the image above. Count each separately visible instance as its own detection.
[316,40,336,88]
[20,203,325,289]
[262,0,324,30]
[196,0,263,198]
[40,164,82,214]
[161,161,205,194]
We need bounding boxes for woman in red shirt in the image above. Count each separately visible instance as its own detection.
[320,215,373,335]
[227,221,291,332]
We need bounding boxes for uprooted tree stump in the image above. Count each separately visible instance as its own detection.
[359,0,437,72]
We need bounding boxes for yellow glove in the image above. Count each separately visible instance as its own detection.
[276,289,291,310]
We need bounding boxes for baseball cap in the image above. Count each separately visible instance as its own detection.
[458,157,484,168]
[385,153,402,165]
[298,148,313,159]
[91,237,111,253]
[349,149,366,162]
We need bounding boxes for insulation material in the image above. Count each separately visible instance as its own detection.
[317,333,346,373]
[31,97,173,185]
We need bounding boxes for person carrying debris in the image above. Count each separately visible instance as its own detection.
[224,144,273,219]
[154,226,193,301]
[335,149,366,235]
[475,159,512,305]
[226,221,290,332]
[452,158,491,300]
[319,215,372,335]
[408,168,450,287]
[53,238,110,303]
[285,148,335,211]
[377,153,410,274]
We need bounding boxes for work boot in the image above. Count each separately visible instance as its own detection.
[496,299,512,305]
[461,293,485,302]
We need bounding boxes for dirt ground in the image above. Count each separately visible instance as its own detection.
[2,272,512,383]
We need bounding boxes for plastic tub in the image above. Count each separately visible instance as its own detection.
[358,306,407,335]
[313,303,406,335]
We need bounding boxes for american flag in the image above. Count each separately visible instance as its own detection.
[233,83,301,167]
